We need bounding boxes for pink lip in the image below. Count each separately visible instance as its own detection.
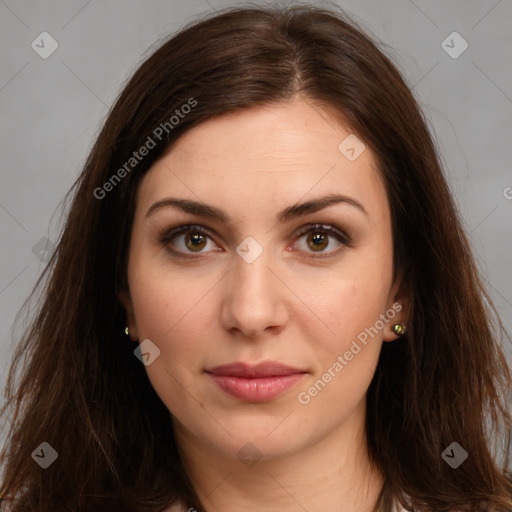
[206,362,307,401]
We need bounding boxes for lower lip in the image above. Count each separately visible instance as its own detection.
[208,373,306,401]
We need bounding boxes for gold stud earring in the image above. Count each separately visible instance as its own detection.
[125,326,130,336]
[392,323,405,336]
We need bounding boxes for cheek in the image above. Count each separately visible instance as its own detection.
[128,270,215,416]
[128,262,221,392]
[294,252,393,356]
[129,249,216,339]
[294,274,388,423]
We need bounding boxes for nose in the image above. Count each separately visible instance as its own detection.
[220,247,289,339]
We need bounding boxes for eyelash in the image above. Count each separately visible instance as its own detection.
[159,223,352,260]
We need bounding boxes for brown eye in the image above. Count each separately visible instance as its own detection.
[306,231,329,251]
[160,223,351,260]
[184,232,208,252]
[293,224,350,258]
[160,225,220,257]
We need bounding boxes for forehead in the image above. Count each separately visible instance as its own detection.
[136,99,387,222]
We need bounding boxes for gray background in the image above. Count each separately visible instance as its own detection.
[1,0,511,407]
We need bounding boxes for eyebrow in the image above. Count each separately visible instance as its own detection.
[145,193,368,223]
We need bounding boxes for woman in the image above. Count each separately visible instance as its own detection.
[1,5,511,512]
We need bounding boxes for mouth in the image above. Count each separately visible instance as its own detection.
[205,361,307,402]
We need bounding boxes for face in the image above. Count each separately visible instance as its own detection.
[121,98,406,464]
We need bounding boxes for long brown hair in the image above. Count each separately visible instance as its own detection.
[1,4,511,511]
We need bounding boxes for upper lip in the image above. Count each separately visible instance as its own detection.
[206,361,307,378]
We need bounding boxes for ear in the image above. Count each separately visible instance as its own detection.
[118,288,139,341]
[383,271,410,342]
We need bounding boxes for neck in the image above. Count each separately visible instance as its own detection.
[172,401,384,512]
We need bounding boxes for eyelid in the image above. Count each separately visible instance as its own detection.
[290,223,352,260]
[294,223,351,245]
[159,224,218,249]
[159,222,352,259]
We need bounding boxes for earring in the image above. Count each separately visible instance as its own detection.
[125,326,130,336]
[392,323,405,336]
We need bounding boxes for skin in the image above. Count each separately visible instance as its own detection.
[120,97,408,512]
